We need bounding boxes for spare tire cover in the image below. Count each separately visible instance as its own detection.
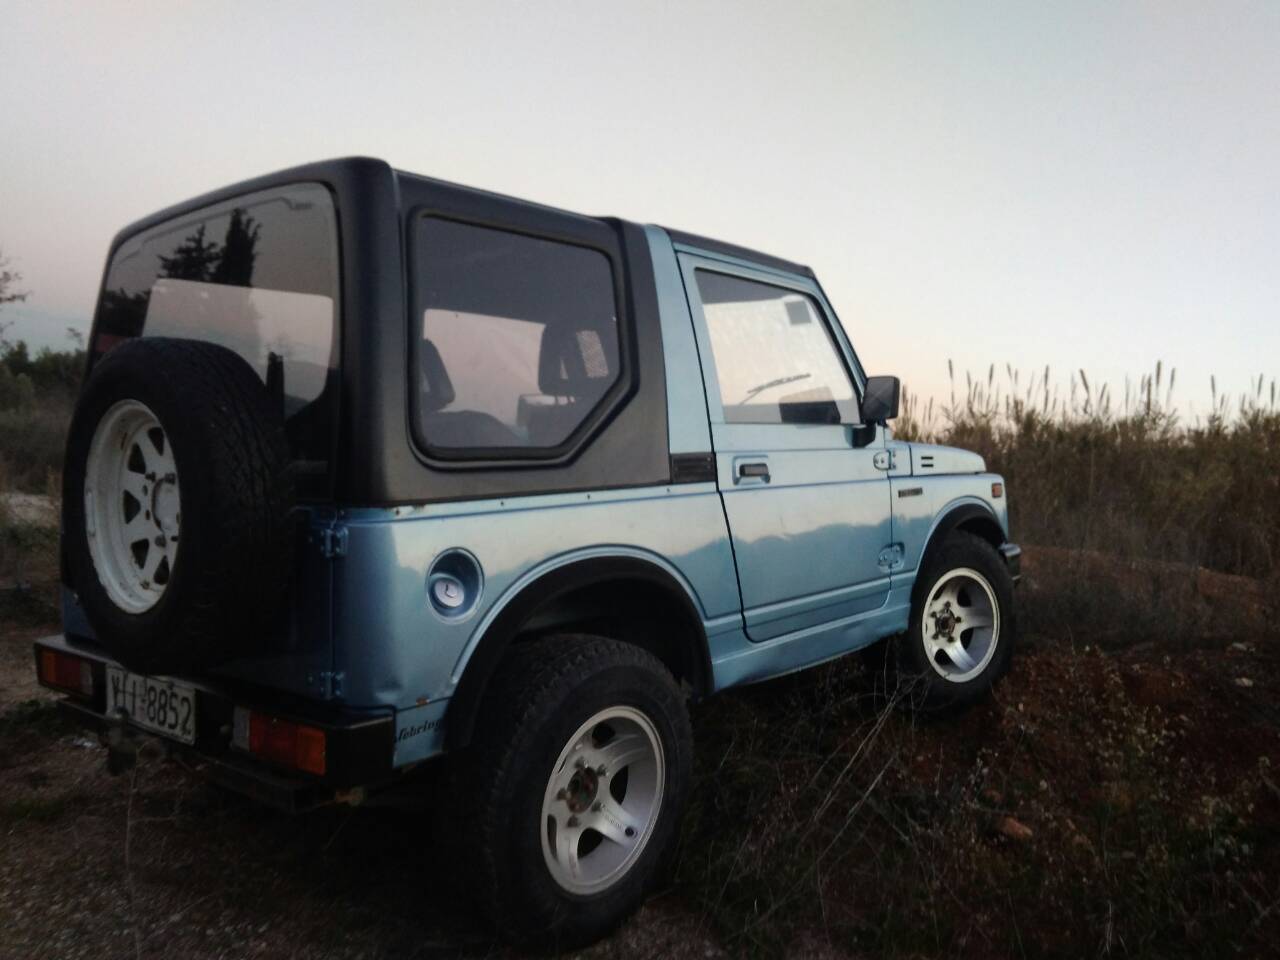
[62,337,294,674]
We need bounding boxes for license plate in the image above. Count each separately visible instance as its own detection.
[105,667,197,745]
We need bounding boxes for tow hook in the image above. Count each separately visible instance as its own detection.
[101,713,169,776]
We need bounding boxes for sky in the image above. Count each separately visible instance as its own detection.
[2,0,1278,420]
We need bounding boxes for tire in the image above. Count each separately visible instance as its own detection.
[452,635,693,950]
[889,532,1016,711]
[62,337,293,675]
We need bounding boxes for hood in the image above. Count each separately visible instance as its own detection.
[908,442,986,476]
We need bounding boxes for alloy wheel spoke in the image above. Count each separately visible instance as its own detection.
[554,821,584,879]
[589,798,642,848]
[123,513,151,545]
[948,643,978,673]
[139,539,164,583]
[596,733,649,772]
[152,446,177,480]
[122,471,148,503]
[931,583,957,611]
[141,428,168,471]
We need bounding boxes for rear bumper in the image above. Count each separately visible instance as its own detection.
[999,542,1022,583]
[33,634,397,812]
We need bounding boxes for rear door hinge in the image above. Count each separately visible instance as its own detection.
[314,524,348,559]
[314,670,345,699]
[873,450,895,471]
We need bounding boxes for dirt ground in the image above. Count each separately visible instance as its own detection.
[2,619,735,960]
[2,569,1278,959]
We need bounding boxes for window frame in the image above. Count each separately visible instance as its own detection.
[680,254,867,429]
[405,210,637,468]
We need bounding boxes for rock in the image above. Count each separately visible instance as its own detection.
[1235,677,1255,688]
[996,816,1033,842]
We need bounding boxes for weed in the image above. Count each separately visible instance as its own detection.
[678,647,1277,959]
[0,698,64,734]
[0,791,85,824]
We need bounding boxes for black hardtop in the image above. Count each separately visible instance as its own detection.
[108,157,814,282]
[104,157,391,256]
[92,157,813,504]
[392,166,813,277]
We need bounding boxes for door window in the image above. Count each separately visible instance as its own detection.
[694,270,857,425]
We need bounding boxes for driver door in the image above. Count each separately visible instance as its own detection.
[680,254,892,642]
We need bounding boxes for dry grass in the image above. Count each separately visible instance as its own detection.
[900,362,1280,581]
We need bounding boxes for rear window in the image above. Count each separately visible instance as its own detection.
[410,217,621,456]
[94,183,339,488]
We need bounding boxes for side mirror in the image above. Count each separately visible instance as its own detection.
[860,375,901,425]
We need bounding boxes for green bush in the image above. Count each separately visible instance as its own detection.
[0,340,79,492]
[0,400,72,493]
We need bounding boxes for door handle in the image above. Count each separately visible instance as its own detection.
[737,461,770,482]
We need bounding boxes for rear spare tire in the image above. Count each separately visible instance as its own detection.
[63,337,293,675]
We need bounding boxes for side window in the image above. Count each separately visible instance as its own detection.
[694,270,858,425]
[411,217,620,454]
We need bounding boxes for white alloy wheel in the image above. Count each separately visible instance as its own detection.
[920,566,1000,683]
[83,399,181,614]
[540,706,665,896]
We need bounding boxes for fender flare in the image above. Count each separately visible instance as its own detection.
[444,553,712,751]
[915,500,1007,579]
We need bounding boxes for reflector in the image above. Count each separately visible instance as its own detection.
[38,650,93,697]
[238,709,327,776]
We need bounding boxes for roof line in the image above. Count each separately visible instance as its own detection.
[658,227,813,277]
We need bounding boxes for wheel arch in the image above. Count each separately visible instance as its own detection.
[917,500,1007,578]
[445,552,712,751]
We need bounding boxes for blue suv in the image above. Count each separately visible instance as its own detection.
[36,158,1019,948]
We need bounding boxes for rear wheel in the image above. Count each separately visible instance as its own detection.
[540,705,667,896]
[454,635,693,949]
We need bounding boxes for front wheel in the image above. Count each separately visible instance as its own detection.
[892,532,1016,710]
[454,635,693,949]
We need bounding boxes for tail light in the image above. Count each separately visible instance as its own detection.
[37,650,94,698]
[232,707,326,776]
